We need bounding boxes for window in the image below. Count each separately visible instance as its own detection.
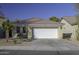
[63,33,72,39]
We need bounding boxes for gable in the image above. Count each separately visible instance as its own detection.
[61,19,72,27]
[61,19,74,33]
[61,16,77,26]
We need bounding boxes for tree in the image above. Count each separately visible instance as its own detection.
[49,16,59,22]
[2,19,14,42]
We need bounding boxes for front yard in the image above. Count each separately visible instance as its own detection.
[0,38,79,47]
[0,39,14,46]
[0,39,23,46]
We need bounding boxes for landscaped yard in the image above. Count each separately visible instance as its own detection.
[0,39,22,46]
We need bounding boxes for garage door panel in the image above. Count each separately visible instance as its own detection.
[33,28,58,39]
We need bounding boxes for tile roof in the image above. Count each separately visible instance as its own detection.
[28,18,63,27]
[13,17,63,27]
[62,16,77,25]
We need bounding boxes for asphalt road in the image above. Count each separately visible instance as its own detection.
[1,50,79,55]
[0,39,79,55]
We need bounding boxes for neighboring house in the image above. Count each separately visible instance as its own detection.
[61,16,78,41]
[0,16,6,27]
[0,16,6,38]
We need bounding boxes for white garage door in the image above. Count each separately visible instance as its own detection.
[33,28,58,39]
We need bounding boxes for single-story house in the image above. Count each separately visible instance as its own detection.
[61,16,78,41]
[27,18,63,40]
[12,18,63,40]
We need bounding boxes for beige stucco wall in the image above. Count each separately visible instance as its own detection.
[61,19,73,33]
[71,25,78,41]
[27,26,32,39]
[61,19,78,40]
[58,27,63,39]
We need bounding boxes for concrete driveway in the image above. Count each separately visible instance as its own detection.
[0,39,79,55]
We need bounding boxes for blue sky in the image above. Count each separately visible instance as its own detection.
[0,3,76,20]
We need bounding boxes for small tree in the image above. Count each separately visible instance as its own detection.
[2,19,14,42]
[49,16,59,22]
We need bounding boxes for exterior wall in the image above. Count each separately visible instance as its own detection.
[27,26,32,39]
[61,19,73,33]
[61,19,78,40]
[71,25,78,41]
[58,27,63,39]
